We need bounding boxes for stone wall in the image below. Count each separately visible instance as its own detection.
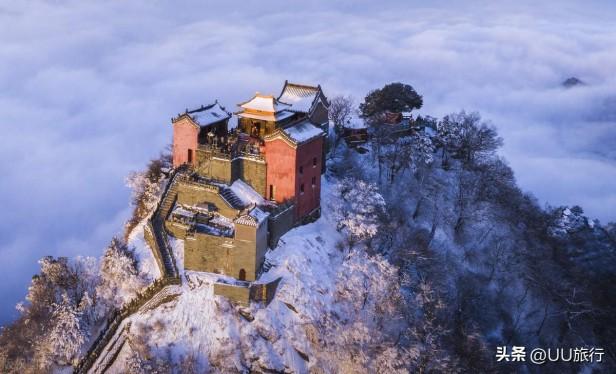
[250,277,282,305]
[184,233,233,275]
[295,136,323,219]
[195,150,232,183]
[143,222,165,274]
[231,157,267,197]
[195,149,267,197]
[164,221,189,239]
[213,277,281,306]
[268,203,296,248]
[213,283,251,306]
[176,182,238,218]
[183,219,267,282]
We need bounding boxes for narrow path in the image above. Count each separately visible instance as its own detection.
[75,168,186,374]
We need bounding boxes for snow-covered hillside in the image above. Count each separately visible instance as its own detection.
[2,111,615,373]
[107,179,407,373]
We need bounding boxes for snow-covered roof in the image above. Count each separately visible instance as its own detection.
[209,214,234,229]
[239,94,290,113]
[249,207,269,224]
[278,82,320,113]
[234,207,269,227]
[186,101,231,127]
[282,120,325,144]
[236,110,295,122]
[195,223,233,237]
[229,179,265,207]
[190,203,211,213]
[171,206,195,219]
[343,115,367,129]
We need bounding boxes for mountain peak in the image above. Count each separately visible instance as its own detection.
[562,76,585,88]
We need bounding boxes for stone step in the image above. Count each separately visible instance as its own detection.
[262,258,276,272]
[219,187,245,209]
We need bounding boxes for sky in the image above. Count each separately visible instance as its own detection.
[1,0,615,325]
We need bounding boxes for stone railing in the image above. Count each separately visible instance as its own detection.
[198,144,233,160]
[269,198,296,219]
[198,143,265,162]
[74,277,181,374]
[236,150,265,162]
[149,172,182,278]
[178,175,221,194]
[75,168,186,373]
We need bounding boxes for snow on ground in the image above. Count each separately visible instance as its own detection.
[169,236,185,279]
[230,179,265,206]
[126,220,161,281]
[111,179,351,372]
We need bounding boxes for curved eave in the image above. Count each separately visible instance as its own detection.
[172,114,200,129]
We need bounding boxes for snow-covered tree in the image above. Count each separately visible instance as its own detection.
[124,155,169,238]
[436,111,502,167]
[315,250,407,373]
[406,281,459,373]
[78,291,95,326]
[45,292,87,366]
[27,257,75,311]
[96,238,146,317]
[125,349,171,374]
[410,131,435,171]
[332,178,386,242]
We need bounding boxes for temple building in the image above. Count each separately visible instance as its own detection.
[166,81,329,304]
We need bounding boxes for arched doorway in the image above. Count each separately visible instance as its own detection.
[238,269,246,281]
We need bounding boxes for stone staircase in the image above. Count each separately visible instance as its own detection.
[89,322,131,374]
[151,218,177,278]
[151,177,181,278]
[75,169,187,374]
[138,285,182,315]
[219,186,246,210]
[158,180,179,220]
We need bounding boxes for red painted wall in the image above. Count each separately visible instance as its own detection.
[264,138,296,204]
[264,135,323,220]
[173,118,199,167]
[295,136,323,218]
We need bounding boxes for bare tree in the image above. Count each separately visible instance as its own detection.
[328,95,355,157]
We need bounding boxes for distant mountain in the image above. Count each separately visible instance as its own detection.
[563,76,585,88]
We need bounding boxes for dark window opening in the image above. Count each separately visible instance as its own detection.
[313,157,317,167]
[312,176,316,187]
[269,184,275,200]
[300,184,305,194]
[251,122,262,137]
[299,166,303,174]
[239,269,246,281]
[187,149,193,163]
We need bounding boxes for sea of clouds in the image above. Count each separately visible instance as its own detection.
[1,0,614,324]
